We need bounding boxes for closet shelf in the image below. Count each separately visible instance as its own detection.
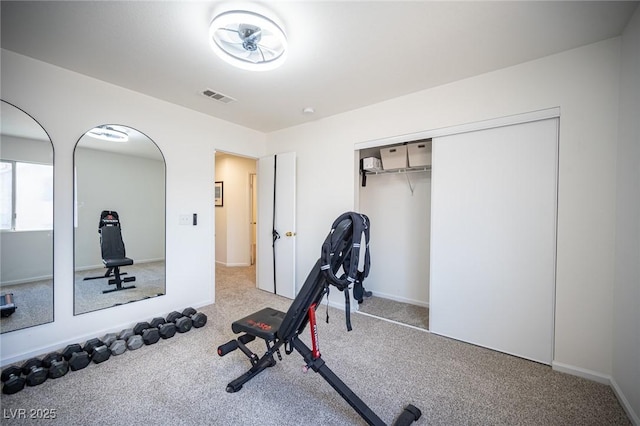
[362,166,430,195]
[364,166,431,176]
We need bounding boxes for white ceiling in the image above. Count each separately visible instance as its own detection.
[1,1,638,133]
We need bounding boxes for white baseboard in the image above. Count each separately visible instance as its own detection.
[552,361,611,384]
[356,310,431,333]
[369,290,429,308]
[552,361,639,425]
[1,274,53,286]
[611,377,640,425]
[215,261,251,267]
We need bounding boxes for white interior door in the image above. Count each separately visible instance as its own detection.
[257,152,296,299]
[430,118,558,364]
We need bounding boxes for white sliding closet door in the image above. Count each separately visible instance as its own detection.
[430,118,558,364]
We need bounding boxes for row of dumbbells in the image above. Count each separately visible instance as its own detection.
[1,307,207,395]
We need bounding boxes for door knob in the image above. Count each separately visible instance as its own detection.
[285,231,296,237]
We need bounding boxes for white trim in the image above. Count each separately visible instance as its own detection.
[354,107,561,150]
[611,377,640,425]
[1,274,53,286]
[368,290,429,308]
[215,260,252,267]
[551,361,611,385]
[551,361,639,424]
[356,310,430,333]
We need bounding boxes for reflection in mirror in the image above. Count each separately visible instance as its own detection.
[0,100,54,333]
[74,125,165,315]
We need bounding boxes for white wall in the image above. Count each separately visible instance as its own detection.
[0,49,265,364]
[612,6,640,424]
[214,154,256,266]
[1,135,52,163]
[359,171,430,306]
[1,231,53,284]
[0,135,54,284]
[266,38,622,381]
[75,147,165,268]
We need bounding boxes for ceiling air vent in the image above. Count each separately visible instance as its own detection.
[201,88,236,104]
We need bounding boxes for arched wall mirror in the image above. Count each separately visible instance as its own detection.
[0,100,54,333]
[74,125,165,315]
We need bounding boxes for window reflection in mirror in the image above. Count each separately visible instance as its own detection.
[74,125,165,315]
[0,100,54,333]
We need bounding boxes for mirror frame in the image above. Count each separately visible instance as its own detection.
[0,99,55,333]
[72,124,166,315]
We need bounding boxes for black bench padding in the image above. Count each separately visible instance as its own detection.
[100,225,134,268]
[83,210,136,294]
[231,307,285,341]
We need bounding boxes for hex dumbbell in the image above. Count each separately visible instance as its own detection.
[101,332,127,355]
[109,339,127,355]
[133,322,160,345]
[42,352,69,379]
[62,343,91,371]
[150,317,176,339]
[83,338,111,364]
[1,366,26,394]
[21,358,48,386]
[182,307,208,328]
[102,333,118,347]
[166,311,193,333]
[119,328,143,350]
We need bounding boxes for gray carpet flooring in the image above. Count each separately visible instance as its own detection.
[74,261,165,314]
[0,279,54,333]
[0,265,630,425]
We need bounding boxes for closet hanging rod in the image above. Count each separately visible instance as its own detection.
[365,166,431,176]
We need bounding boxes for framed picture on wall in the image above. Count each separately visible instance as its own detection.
[214,181,224,207]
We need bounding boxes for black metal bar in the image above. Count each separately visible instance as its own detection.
[292,337,386,426]
[102,266,136,294]
[83,267,129,281]
[224,340,285,393]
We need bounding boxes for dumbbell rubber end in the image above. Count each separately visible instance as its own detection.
[142,328,160,345]
[92,346,111,364]
[192,312,208,328]
[1,366,26,395]
[127,335,144,351]
[159,322,176,339]
[69,351,91,371]
[62,343,82,361]
[109,340,127,356]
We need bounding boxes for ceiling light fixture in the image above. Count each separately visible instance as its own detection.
[87,125,129,142]
[209,10,287,71]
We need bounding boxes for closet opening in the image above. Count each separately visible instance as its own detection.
[355,139,431,331]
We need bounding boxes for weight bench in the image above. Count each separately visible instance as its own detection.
[218,212,421,426]
[0,293,17,317]
[83,210,136,294]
